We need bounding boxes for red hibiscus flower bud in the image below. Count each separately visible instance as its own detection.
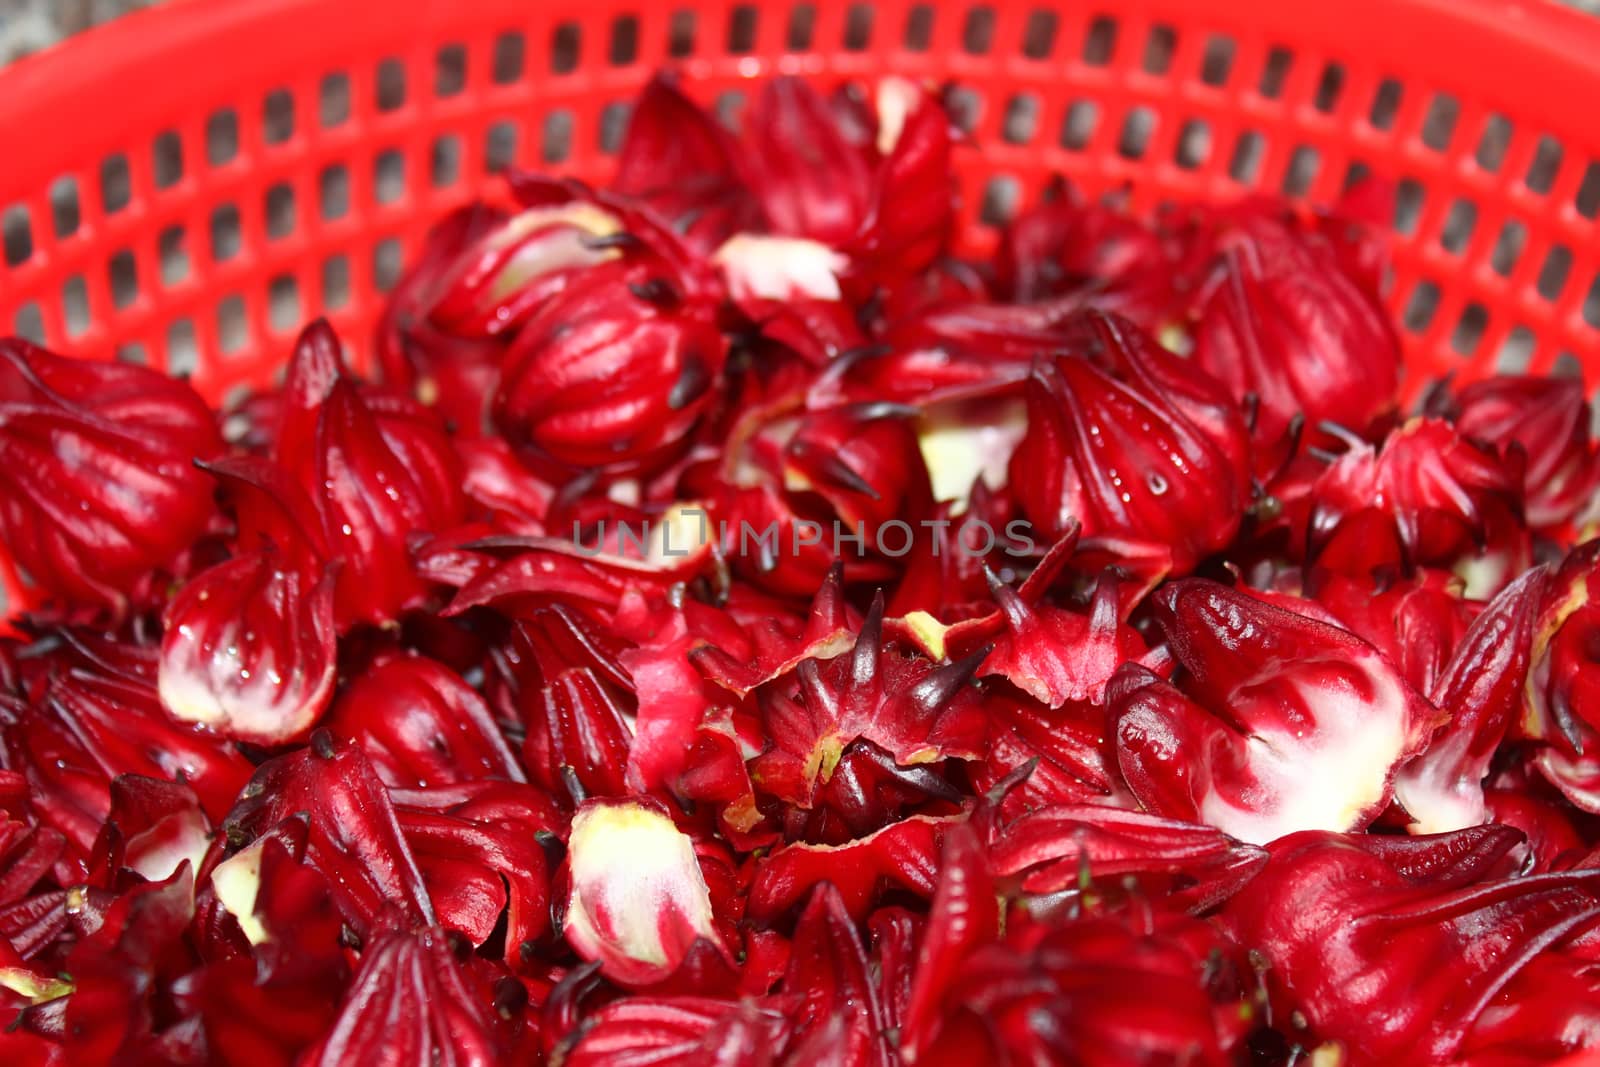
[0,339,221,614]
[1223,827,1600,1062]
[324,653,522,789]
[219,737,434,938]
[1113,579,1442,844]
[613,74,755,253]
[376,203,509,432]
[1451,374,1600,532]
[391,786,556,968]
[495,262,725,472]
[1394,565,1546,833]
[157,554,337,746]
[425,201,627,340]
[238,321,465,629]
[1309,418,1529,595]
[305,927,508,1065]
[989,804,1267,914]
[1008,311,1252,574]
[781,883,895,1065]
[1187,206,1402,455]
[749,814,955,922]
[3,642,251,855]
[745,78,874,247]
[556,995,797,1067]
[746,594,986,828]
[919,909,1251,1067]
[521,667,633,805]
[1522,541,1600,764]
[1307,568,1476,695]
[980,569,1148,709]
[996,180,1181,326]
[562,798,726,986]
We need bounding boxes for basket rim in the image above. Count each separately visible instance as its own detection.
[1,0,1598,208]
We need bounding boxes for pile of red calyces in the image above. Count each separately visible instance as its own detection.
[4,71,1600,1067]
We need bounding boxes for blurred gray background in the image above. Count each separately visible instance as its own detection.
[1,0,1597,62]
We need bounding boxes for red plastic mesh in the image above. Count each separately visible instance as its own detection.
[1,0,1599,618]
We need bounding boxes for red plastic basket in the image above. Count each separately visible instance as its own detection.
[1,0,1600,620]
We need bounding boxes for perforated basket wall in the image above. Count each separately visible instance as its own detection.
[1,0,1599,616]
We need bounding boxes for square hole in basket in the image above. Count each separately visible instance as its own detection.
[376,59,408,113]
[599,103,631,154]
[963,6,995,55]
[1060,101,1098,151]
[2,205,31,267]
[265,183,296,240]
[727,6,758,53]
[1491,220,1527,277]
[1083,16,1117,66]
[1281,145,1320,195]
[1258,47,1292,99]
[669,11,697,57]
[1583,273,1600,329]
[263,89,295,145]
[14,302,44,343]
[1369,78,1402,131]
[373,238,404,293]
[1475,114,1512,172]
[206,109,239,167]
[1002,94,1040,145]
[436,44,467,97]
[1200,35,1235,87]
[269,275,301,332]
[1577,161,1600,219]
[1228,130,1265,183]
[1313,62,1345,113]
[945,86,983,136]
[553,22,581,73]
[62,275,90,338]
[1117,108,1156,160]
[320,164,351,220]
[543,111,574,163]
[980,175,1020,225]
[716,89,748,131]
[375,150,406,205]
[1142,25,1176,75]
[108,249,138,310]
[610,15,640,65]
[1403,278,1441,333]
[494,31,526,83]
[1537,244,1573,302]
[1527,135,1564,195]
[1496,324,1538,373]
[210,204,242,262]
[1022,11,1058,59]
[101,153,132,214]
[51,176,81,238]
[1451,302,1489,355]
[153,131,184,189]
[159,225,189,286]
[1420,94,1460,152]
[902,5,933,52]
[321,73,352,127]
[1174,119,1211,169]
[323,254,352,311]
[218,294,248,356]
[167,319,198,377]
[1394,178,1425,236]
[845,4,874,51]
[786,4,817,50]
[117,343,147,365]
[1439,198,1477,255]
[432,134,462,188]
[486,123,518,172]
